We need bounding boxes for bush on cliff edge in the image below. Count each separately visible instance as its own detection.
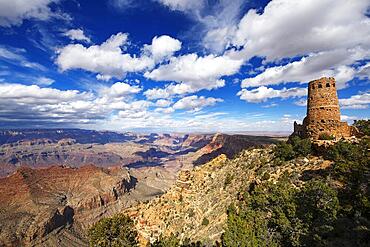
[88,214,138,247]
[274,136,312,161]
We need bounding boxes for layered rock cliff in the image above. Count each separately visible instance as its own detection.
[0,133,282,246]
[0,165,136,246]
[126,147,332,245]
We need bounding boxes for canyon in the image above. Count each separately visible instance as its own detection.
[0,129,279,246]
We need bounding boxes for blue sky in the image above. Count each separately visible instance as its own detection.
[0,0,369,132]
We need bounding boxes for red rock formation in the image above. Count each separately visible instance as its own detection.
[193,134,277,165]
[0,165,134,246]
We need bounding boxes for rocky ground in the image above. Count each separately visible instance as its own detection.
[126,146,332,246]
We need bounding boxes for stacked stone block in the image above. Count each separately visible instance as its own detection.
[293,77,357,140]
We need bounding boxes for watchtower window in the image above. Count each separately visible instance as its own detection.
[318,84,323,88]
[321,120,325,123]
[333,83,336,87]
[311,85,315,89]
[326,83,330,87]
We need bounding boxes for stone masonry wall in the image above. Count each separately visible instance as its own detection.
[293,77,355,140]
[306,77,340,122]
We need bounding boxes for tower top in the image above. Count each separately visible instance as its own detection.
[308,77,335,84]
[308,77,336,89]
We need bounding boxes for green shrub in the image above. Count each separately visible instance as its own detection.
[187,208,195,218]
[222,178,343,246]
[223,139,370,247]
[222,204,277,247]
[275,137,312,161]
[222,179,298,247]
[297,180,339,225]
[290,136,312,156]
[151,235,205,247]
[151,234,180,247]
[296,181,339,246]
[224,173,233,189]
[354,119,370,135]
[201,217,209,226]
[319,133,335,140]
[221,179,338,247]
[88,214,138,247]
[274,142,295,161]
[261,172,270,181]
[325,139,365,163]
[326,138,370,217]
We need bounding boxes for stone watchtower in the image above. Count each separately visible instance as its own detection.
[293,77,357,140]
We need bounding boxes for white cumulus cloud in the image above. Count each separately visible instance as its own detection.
[228,0,370,61]
[0,83,91,103]
[238,86,307,103]
[222,0,370,92]
[172,95,223,111]
[0,82,149,127]
[64,29,91,43]
[144,35,181,62]
[144,53,243,97]
[100,82,142,98]
[339,92,370,109]
[56,32,154,80]
[241,50,363,89]
[56,33,183,80]
[0,0,59,27]
[155,99,172,107]
[357,62,370,80]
